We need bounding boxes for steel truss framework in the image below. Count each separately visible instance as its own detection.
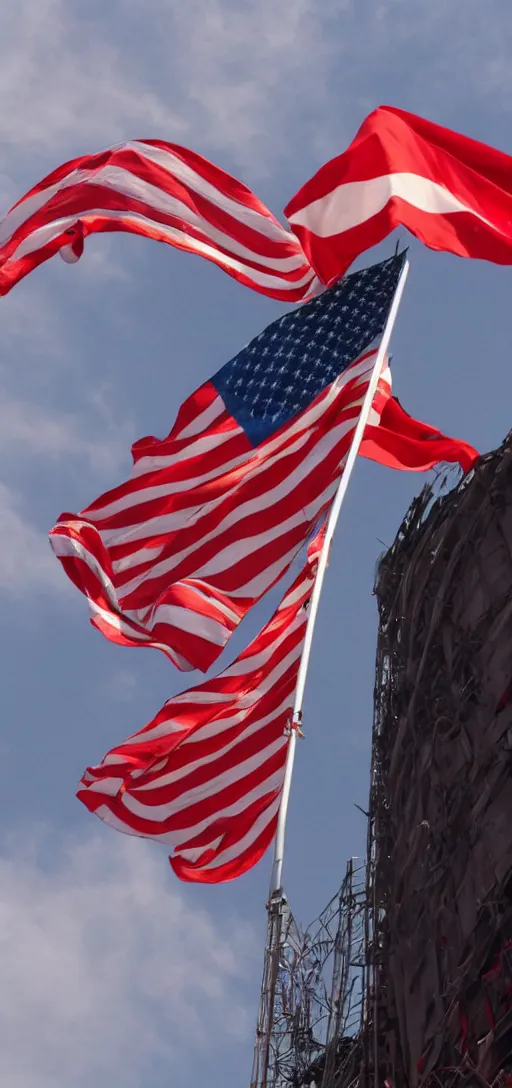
[251,860,367,1088]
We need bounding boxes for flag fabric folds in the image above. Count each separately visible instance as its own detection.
[360,395,478,474]
[0,139,317,301]
[49,255,406,674]
[285,105,512,286]
[77,527,325,884]
[3,115,486,891]
[3,108,512,301]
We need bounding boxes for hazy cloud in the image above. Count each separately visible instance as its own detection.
[126,0,512,172]
[0,279,66,361]
[0,827,257,1088]
[0,0,184,173]
[0,482,63,596]
[0,389,133,478]
[1,0,511,203]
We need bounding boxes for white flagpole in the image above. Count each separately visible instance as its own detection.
[269,258,409,896]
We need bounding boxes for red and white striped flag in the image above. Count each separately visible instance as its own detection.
[0,140,317,301]
[285,106,512,286]
[49,253,476,674]
[50,345,390,672]
[4,109,512,303]
[49,256,405,673]
[77,527,324,884]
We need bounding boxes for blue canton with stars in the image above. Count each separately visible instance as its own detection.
[212,253,405,447]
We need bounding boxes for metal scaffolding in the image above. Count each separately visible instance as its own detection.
[368,439,512,1087]
[251,860,367,1088]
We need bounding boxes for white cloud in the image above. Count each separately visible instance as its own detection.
[0,279,66,359]
[0,391,134,599]
[0,389,132,479]
[159,0,343,172]
[0,827,258,1088]
[1,0,511,216]
[0,0,340,188]
[367,0,512,101]
[0,482,63,596]
[0,0,338,158]
[122,0,512,176]
[0,0,184,173]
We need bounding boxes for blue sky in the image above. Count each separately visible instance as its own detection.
[1,2,512,1085]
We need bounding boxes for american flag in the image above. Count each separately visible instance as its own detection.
[0,139,317,301]
[3,108,512,305]
[77,527,325,884]
[49,255,404,674]
[285,105,512,287]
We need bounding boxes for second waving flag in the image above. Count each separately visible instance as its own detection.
[286,105,512,286]
[77,527,325,884]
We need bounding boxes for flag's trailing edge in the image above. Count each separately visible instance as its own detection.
[360,396,478,475]
[49,255,409,674]
[3,108,512,299]
[285,105,512,285]
[77,526,325,884]
[0,140,317,301]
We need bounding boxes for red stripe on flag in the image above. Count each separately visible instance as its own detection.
[360,396,478,473]
[0,140,316,300]
[49,351,388,672]
[77,531,324,883]
[285,105,512,285]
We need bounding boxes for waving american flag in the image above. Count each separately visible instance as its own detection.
[286,106,512,286]
[4,108,512,304]
[77,528,325,884]
[0,139,317,301]
[49,255,405,673]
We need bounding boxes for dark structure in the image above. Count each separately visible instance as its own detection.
[252,435,512,1087]
[250,859,367,1088]
[369,436,512,1087]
